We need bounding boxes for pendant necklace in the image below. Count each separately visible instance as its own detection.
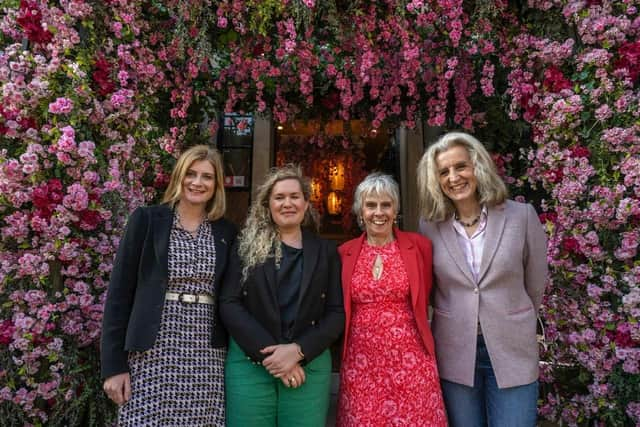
[372,254,384,280]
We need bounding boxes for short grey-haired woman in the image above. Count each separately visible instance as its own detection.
[417,131,548,427]
[337,173,446,426]
[220,164,344,427]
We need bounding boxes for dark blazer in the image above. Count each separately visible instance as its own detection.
[219,229,344,363]
[100,204,237,379]
[339,229,436,359]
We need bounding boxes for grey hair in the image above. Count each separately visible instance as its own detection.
[417,131,507,222]
[352,172,400,218]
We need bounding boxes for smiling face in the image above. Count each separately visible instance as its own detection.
[180,159,216,208]
[361,192,396,242]
[435,144,479,209]
[269,178,309,232]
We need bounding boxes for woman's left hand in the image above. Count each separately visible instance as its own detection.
[279,364,306,388]
[260,343,303,377]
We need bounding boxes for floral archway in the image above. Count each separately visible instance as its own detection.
[1,1,639,425]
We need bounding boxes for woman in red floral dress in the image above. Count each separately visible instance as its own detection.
[337,173,447,426]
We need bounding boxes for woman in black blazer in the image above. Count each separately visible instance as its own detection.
[101,145,236,426]
[220,164,344,427]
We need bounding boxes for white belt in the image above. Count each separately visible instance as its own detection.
[165,292,214,305]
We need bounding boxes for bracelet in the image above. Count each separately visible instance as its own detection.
[295,344,305,360]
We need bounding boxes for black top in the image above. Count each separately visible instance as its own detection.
[277,243,303,341]
[219,229,345,363]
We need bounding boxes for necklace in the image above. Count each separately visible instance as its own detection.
[177,211,205,235]
[455,212,481,227]
[372,254,384,280]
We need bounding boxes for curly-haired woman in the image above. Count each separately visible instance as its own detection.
[220,164,344,427]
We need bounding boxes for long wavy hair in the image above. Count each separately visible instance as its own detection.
[417,132,508,222]
[237,164,318,282]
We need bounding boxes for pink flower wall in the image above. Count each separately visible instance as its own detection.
[0,0,638,425]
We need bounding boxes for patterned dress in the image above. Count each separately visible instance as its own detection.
[118,215,226,426]
[337,240,447,426]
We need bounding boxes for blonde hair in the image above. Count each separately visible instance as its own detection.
[417,132,507,222]
[162,145,226,220]
[238,164,318,282]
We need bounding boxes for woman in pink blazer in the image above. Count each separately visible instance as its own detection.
[336,173,446,426]
[418,132,548,427]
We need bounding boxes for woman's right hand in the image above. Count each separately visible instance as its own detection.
[279,364,306,389]
[103,372,131,405]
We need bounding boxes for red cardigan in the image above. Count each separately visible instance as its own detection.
[338,228,436,359]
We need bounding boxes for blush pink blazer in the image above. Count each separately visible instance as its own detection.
[420,200,548,389]
[338,229,436,360]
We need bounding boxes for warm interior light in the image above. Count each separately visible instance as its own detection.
[326,191,342,215]
[329,159,345,191]
[310,178,321,202]
[276,125,284,131]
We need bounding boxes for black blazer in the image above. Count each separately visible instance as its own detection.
[219,230,344,363]
[100,204,237,379]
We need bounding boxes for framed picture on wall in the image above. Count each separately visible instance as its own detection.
[221,148,251,188]
[218,113,253,190]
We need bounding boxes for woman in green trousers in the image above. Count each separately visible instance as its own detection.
[220,165,344,426]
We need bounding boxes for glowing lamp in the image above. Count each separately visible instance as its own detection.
[329,160,345,191]
[326,191,342,215]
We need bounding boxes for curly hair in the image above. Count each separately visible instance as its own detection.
[237,164,318,282]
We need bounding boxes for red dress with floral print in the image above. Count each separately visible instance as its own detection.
[337,241,447,426]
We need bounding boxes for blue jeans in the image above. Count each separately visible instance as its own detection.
[440,334,538,427]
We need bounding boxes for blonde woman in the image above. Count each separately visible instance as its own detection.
[220,165,344,427]
[101,145,237,426]
[417,132,548,427]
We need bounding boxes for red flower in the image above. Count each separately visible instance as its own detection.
[32,179,65,219]
[544,168,564,184]
[613,330,634,348]
[561,236,580,254]
[48,178,63,193]
[570,145,590,158]
[32,183,51,209]
[614,41,640,83]
[543,66,572,93]
[0,320,15,345]
[539,212,557,224]
[78,209,101,230]
[17,116,37,130]
[16,0,53,44]
[92,54,116,97]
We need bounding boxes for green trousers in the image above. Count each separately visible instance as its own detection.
[225,338,332,427]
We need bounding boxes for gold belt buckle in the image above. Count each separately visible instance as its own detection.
[179,293,197,304]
